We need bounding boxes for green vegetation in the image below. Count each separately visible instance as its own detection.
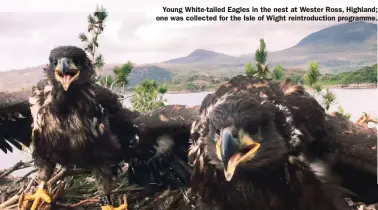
[78,5,108,78]
[337,106,351,120]
[142,63,375,92]
[322,64,377,86]
[161,63,375,93]
[245,39,285,81]
[302,61,354,119]
[244,39,374,118]
[110,62,133,90]
[303,61,337,112]
[245,62,257,77]
[98,62,133,93]
[130,79,168,112]
[76,5,168,111]
[303,62,323,93]
[271,65,285,81]
[288,75,304,85]
[245,38,270,79]
[186,82,206,92]
[321,88,337,111]
[255,39,270,79]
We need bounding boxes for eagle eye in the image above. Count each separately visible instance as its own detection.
[248,125,261,136]
[52,59,58,66]
[72,58,78,65]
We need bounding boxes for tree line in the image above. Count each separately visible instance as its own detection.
[322,64,377,86]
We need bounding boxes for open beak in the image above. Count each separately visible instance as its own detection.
[54,57,80,91]
[215,127,260,181]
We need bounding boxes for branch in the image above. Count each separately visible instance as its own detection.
[70,198,99,207]
[0,160,33,180]
[0,168,91,209]
[123,94,136,99]
[110,78,121,90]
[48,168,91,186]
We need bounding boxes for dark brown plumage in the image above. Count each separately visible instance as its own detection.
[128,105,199,188]
[0,46,139,209]
[0,46,193,210]
[0,90,33,153]
[133,77,377,209]
[280,78,378,205]
[188,75,361,210]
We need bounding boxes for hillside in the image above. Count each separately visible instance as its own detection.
[268,22,377,73]
[163,22,377,73]
[296,21,377,47]
[0,22,376,92]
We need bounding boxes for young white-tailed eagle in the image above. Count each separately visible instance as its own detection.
[188,75,377,209]
[0,46,196,210]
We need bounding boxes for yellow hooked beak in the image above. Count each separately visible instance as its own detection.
[216,127,260,181]
[54,57,80,91]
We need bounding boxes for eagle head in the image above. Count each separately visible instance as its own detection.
[47,46,94,91]
[202,89,296,182]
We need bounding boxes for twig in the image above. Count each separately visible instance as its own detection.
[3,203,19,210]
[110,186,144,194]
[123,94,136,99]
[24,179,35,192]
[0,195,19,209]
[48,168,90,186]
[48,168,67,186]
[0,161,33,180]
[70,197,99,207]
[0,168,90,208]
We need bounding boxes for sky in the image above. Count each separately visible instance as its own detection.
[0,0,377,71]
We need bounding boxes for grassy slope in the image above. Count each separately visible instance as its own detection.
[321,64,377,86]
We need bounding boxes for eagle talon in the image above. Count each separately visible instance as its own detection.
[21,187,52,210]
[101,204,128,210]
[101,194,127,210]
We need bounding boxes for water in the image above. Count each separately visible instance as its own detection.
[1,89,377,176]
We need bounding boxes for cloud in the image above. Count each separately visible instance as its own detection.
[0,0,376,70]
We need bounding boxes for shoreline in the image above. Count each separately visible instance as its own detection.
[164,85,377,94]
[323,83,377,89]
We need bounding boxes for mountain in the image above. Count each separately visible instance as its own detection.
[164,49,246,66]
[163,22,377,73]
[266,22,377,73]
[296,21,377,47]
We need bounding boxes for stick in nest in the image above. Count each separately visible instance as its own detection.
[0,168,90,209]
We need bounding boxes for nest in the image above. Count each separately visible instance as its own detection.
[0,160,377,210]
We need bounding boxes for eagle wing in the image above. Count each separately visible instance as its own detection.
[0,90,33,153]
[93,84,198,191]
[93,84,141,157]
[280,79,378,204]
[93,84,140,119]
[324,112,378,204]
[280,79,328,148]
[129,104,199,188]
